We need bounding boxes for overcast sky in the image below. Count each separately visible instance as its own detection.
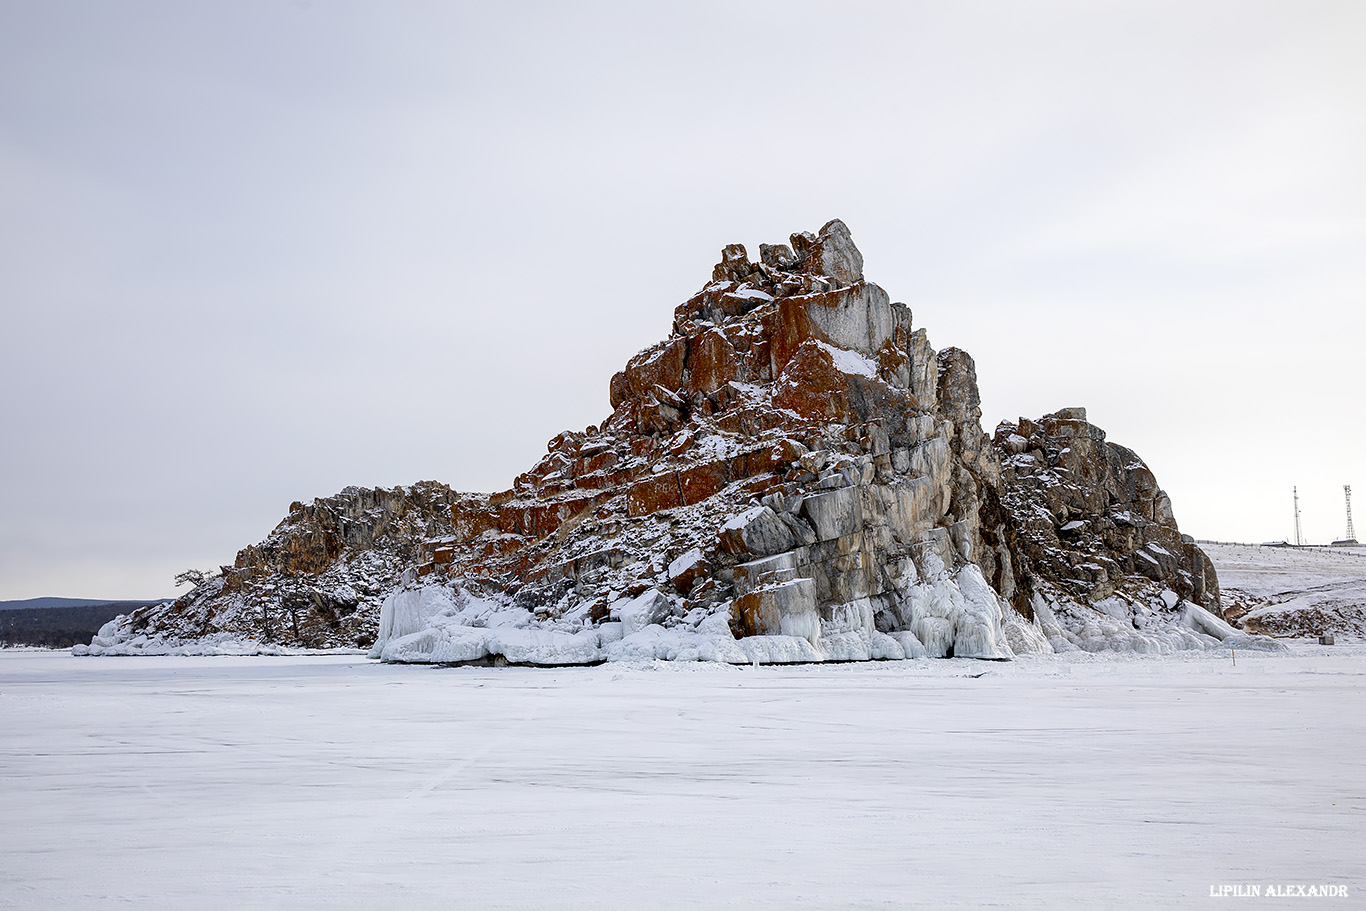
[2,1,1362,600]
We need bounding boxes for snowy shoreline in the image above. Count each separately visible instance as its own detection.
[69,541,1363,663]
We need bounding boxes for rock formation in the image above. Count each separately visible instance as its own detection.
[92,483,458,650]
[80,220,1276,660]
[991,409,1234,653]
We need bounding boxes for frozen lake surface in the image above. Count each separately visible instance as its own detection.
[3,647,1364,909]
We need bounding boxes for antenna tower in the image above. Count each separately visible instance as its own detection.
[1294,486,1304,546]
[1346,485,1356,542]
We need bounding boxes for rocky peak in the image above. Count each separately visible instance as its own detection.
[710,218,863,292]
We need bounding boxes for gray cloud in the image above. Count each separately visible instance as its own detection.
[2,1,1362,598]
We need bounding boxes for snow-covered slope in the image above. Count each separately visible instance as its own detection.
[1205,542,1366,639]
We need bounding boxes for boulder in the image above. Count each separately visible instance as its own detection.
[667,548,710,594]
[730,578,819,644]
[809,218,863,285]
[620,589,672,635]
[718,506,796,557]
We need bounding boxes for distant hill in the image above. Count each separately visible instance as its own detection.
[1204,542,1366,638]
[0,599,168,648]
[1,596,166,611]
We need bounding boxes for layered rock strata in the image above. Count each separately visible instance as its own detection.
[81,220,1275,661]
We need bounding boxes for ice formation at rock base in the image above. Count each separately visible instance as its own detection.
[78,220,1284,661]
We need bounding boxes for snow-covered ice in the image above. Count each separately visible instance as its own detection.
[3,646,1363,909]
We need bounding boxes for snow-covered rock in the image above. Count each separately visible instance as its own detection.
[85,219,1260,664]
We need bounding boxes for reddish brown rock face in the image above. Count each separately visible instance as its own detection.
[678,461,730,507]
[686,329,740,395]
[626,472,684,517]
[730,588,782,638]
[613,336,687,410]
[106,218,1220,655]
[764,297,826,373]
[772,340,854,423]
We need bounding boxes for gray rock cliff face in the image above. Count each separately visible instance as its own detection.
[991,409,1229,653]
[82,220,1269,661]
